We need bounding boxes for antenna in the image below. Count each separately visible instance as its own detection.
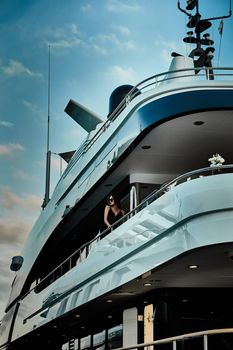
[42,45,52,209]
[177,0,232,79]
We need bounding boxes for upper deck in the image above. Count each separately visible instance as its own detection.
[62,63,233,183]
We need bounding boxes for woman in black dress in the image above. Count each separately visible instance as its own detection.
[104,194,125,230]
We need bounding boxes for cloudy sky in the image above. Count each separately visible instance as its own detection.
[0,0,232,320]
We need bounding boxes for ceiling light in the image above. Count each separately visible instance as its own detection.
[188,264,199,269]
[194,121,204,125]
[144,282,152,287]
[112,291,134,296]
[141,145,151,149]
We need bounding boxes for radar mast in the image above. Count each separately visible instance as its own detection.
[177,0,232,79]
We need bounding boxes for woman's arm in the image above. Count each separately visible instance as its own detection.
[104,205,111,228]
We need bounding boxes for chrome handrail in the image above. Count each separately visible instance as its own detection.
[113,328,233,350]
[26,165,233,296]
[84,67,233,153]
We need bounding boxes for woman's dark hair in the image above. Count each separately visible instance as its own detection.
[107,193,121,207]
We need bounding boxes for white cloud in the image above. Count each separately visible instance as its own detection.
[154,37,180,51]
[43,24,85,52]
[48,38,83,49]
[92,44,108,55]
[81,3,92,12]
[44,23,135,57]
[113,25,131,36]
[68,24,81,36]
[13,169,37,182]
[106,0,141,12]
[89,33,136,55]
[0,143,25,156]
[0,189,41,213]
[0,220,31,245]
[0,121,13,128]
[108,65,136,84]
[1,59,42,78]
[0,188,41,249]
[154,36,186,65]
[22,100,43,117]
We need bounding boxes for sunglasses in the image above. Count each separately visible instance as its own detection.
[108,197,114,202]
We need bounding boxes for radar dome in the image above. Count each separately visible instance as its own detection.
[108,84,140,117]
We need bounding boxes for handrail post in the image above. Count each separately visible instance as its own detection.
[203,334,208,350]
[172,340,177,350]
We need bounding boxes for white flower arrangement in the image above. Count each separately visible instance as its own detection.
[208,153,225,167]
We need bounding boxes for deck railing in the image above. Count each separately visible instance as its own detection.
[30,164,233,294]
[62,66,233,179]
[113,328,233,350]
[82,67,233,153]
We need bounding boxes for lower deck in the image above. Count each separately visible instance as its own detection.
[6,287,233,350]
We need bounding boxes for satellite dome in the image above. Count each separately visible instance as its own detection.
[108,84,140,117]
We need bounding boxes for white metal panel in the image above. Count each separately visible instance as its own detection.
[123,307,138,348]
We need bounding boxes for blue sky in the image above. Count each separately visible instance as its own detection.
[0,0,232,319]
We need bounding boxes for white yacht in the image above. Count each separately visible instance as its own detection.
[1,1,233,349]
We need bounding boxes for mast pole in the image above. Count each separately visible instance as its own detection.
[47,44,51,155]
[42,45,51,209]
